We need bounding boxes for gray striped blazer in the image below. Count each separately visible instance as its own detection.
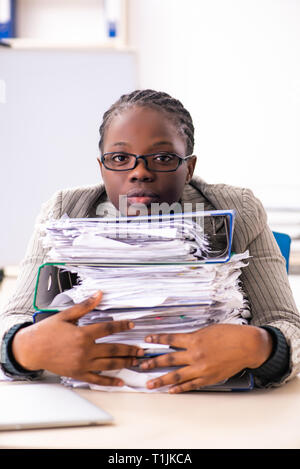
[1,176,300,383]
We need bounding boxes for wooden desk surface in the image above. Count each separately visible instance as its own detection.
[1,376,300,449]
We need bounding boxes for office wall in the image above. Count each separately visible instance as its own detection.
[0,48,137,265]
[128,0,300,206]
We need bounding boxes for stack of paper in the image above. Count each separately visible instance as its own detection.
[42,214,210,263]
[41,213,251,392]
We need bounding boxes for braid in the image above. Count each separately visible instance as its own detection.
[99,89,194,155]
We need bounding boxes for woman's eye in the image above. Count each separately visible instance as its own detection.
[112,153,129,162]
[154,154,173,162]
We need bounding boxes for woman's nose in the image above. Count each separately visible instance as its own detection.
[129,157,155,181]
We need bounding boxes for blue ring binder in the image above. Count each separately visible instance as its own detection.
[0,0,15,39]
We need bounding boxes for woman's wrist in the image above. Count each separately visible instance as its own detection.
[11,325,39,372]
[1,323,42,377]
[244,325,274,369]
[249,326,290,385]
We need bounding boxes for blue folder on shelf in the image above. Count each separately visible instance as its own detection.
[0,0,15,39]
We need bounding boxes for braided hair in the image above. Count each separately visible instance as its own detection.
[99,89,194,156]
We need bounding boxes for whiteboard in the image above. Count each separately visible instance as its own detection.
[0,48,137,265]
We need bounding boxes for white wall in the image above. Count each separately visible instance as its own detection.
[128,0,300,207]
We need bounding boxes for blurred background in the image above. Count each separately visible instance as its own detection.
[0,0,299,304]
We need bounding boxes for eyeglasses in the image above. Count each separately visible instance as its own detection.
[101,152,193,172]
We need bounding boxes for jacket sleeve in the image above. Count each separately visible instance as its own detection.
[238,188,300,385]
[0,190,63,353]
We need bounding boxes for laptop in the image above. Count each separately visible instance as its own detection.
[0,383,113,430]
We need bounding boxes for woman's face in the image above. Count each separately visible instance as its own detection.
[98,106,196,215]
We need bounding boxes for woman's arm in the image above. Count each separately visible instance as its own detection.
[239,188,300,385]
[0,190,63,359]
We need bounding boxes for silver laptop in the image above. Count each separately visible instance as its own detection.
[0,383,113,430]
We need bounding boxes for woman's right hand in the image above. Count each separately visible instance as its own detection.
[11,291,143,386]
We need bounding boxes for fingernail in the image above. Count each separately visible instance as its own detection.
[92,291,102,298]
[128,322,135,329]
[147,380,155,389]
[137,349,144,357]
[145,336,152,343]
[140,361,148,370]
[117,380,124,386]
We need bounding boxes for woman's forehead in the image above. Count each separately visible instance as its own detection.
[104,106,185,148]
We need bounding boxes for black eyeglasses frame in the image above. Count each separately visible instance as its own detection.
[100,152,193,172]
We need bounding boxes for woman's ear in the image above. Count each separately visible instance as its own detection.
[185,156,197,183]
[97,157,103,177]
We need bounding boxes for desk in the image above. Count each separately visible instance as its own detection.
[0,377,300,449]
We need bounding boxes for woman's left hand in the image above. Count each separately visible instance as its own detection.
[141,324,273,393]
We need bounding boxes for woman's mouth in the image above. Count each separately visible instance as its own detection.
[126,190,160,206]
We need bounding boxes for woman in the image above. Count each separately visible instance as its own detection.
[1,89,299,392]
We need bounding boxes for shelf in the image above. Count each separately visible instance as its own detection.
[0,38,133,51]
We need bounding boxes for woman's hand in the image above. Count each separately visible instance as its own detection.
[12,291,143,387]
[141,324,273,393]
